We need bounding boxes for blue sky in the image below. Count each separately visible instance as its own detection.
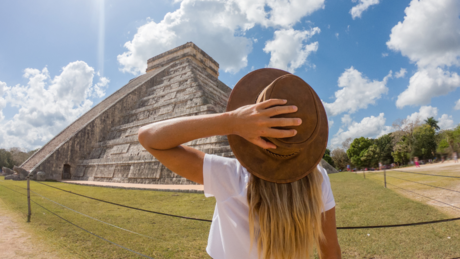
[0,0,459,151]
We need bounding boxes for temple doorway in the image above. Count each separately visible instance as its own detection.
[62,164,71,180]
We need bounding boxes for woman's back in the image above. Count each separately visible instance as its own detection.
[203,154,336,259]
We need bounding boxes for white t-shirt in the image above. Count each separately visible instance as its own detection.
[203,153,336,259]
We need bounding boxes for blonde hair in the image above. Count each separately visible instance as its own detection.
[247,167,325,259]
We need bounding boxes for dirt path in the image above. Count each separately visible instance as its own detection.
[0,200,66,259]
[389,161,460,217]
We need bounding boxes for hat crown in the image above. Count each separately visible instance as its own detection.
[256,74,320,146]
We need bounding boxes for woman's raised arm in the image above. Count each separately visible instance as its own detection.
[137,99,299,184]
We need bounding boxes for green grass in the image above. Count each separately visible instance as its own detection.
[1,172,460,258]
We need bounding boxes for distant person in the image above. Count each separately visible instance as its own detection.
[414,157,420,168]
[347,164,350,172]
[454,152,458,163]
[138,69,341,258]
[378,162,382,171]
[442,156,445,163]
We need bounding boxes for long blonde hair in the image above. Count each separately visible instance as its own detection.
[247,167,325,259]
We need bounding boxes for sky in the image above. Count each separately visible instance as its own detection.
[0,0,459,151]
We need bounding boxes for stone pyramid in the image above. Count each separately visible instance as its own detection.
[21,42,234,184]
[20,42,336,183]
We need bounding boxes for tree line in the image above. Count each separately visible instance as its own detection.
[323,117,460,170]
[0,147,38,170]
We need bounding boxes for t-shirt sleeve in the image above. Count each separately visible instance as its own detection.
[318,165,336,212]
[203,153,247,201]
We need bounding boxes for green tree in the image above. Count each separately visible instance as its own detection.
[323,148,335,168]
[425,117,440,131]
[375,133,394,165]
[347,137,373,169]
[361,144,380,168]
[412,124,436,159]
[0,149,14,169]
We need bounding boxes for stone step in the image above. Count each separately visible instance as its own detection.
[94,133,229,149]
[110,105,218,132]
[79,148,233,166]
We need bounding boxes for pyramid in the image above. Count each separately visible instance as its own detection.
[20,42,336,184]
[21,42,234,184]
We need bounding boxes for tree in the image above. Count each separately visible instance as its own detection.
[361,144,380,168]
[323,148,335,168]
[0,149,14,169]
[331,148,350,170]
[411,124,436,159]
[374,133,394,165]
[347,137,373,169]
[341,137,352,150]
[425,117,440,131]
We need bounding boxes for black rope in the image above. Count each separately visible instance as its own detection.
[2,183,460,258]
[26,181,460,230]
[32,180,213,223]
[387,175,460,194]
[0,183,154,258]
[391,169,460,179]
[31,200,155,259]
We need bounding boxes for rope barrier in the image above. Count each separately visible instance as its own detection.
[0,184,155,258]
[32,180,213,222]
[391,169,460,179]
[31,200,155,259]
[30,189,157,240]
[386,175,460,194]
[24,181,460,230]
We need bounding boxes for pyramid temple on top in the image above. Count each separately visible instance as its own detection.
[21,42,234,184]
[20,42,337,184]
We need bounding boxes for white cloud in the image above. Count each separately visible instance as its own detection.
[382,53,388,57]
[335,33,339,39]
[395,68,407,78]
[328,120,334,128]
[263,28,320,73]
[455,99,460,110]
[350,0,380,19]
[395,67,460,108]
[323,67,391,116]
[387,0,460,108]
[118,0,325,75]
[404,105,438,125]
[438,114,454,129]
[331,113,391,147]
[0,61,109,150]
[341,114,352,126]
[0,81,6,122]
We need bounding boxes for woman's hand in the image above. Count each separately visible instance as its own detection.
[227,99,302,150]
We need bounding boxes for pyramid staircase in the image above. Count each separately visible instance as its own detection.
[22,43,235,184]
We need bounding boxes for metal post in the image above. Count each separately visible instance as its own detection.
[27,175,31,222]
[363,170,366,179]
[384,169,387,188]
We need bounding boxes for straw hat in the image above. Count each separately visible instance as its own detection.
[226,68,328,183]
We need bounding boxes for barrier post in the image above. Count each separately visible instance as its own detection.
[363,170,366,179]
[27,175,31,222]
[384,169,387,188]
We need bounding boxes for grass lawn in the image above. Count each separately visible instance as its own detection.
[0,172,459,259]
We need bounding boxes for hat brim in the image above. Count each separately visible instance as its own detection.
[226,68,328,183]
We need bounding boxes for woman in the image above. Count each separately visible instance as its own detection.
[138,69,341,258]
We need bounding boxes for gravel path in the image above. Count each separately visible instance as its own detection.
[0,200,63,259]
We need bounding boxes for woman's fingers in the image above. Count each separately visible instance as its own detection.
[262,128,298,138]
[257,98,287,109]
[251,137,277,149]
[263,104,298,117]
[266,117,302,127]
